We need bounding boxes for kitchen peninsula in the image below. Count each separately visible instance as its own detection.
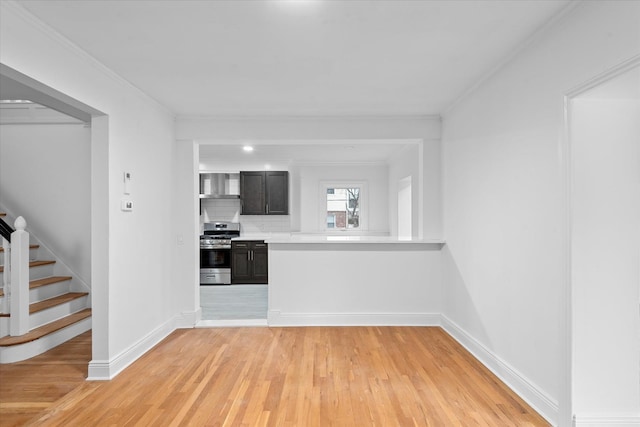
[264,235,445,326]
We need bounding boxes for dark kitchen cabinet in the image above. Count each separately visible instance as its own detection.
[231,240,268,284]
[240,171,288,215]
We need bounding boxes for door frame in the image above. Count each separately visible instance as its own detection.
[561,54,640,426]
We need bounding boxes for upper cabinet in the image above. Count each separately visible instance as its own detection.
[240,171,289,215]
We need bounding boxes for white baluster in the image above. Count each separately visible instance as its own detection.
[10,216,29,336]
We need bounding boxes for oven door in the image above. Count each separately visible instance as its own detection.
[200,246,231,284]
[200,246,231,269]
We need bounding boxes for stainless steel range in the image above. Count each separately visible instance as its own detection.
[200,221,240,285]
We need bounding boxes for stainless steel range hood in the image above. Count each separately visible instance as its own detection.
[199,173,240,199]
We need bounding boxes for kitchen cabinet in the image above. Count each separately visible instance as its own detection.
[231,240,268,284]
[240,171,288,215]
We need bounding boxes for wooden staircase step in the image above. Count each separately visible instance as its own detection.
[30,276,72,290]
[0,277,72,309]
[0,309,91,347]
[30,292,88,314]
[0,260,55,273]
[0,244,39,253]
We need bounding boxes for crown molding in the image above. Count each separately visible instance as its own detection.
[176,114,442,122]
[1,1,175,119]
[442,0,583,116]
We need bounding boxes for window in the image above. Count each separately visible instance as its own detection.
[321,182,367,231]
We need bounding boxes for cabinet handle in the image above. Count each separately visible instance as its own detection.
[247,251,250,261]
[266,204,269,214]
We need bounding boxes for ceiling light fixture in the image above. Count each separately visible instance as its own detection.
[243,146,254,152]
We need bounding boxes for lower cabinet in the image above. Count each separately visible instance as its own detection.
[231,240,268,284]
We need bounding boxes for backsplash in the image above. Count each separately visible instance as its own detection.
[200,199,291,234]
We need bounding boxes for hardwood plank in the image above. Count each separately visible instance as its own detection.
[29,276,72,290]
[0,309,91,346]
[0,260,54,274]
[1,327,550,426]
[0,330,91,427]
[29,292,87,314]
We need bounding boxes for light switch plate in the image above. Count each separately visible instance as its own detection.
[121,200,133,212]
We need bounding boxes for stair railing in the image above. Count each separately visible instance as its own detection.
[0,216,30,336]
[1,220,9,315]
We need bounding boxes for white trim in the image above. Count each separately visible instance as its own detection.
[2,1,174,118]
[441,315,558,426]
[573,415,640,427]
[565,55,640,98]
[0,316,91,364]
[562,55,640,426]
[174,309,200,329]
[177,114,441,122]
[443,0,582,115]
[268,310,441,327]
[87,317,176,380]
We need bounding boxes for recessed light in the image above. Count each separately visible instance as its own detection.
[243,146,254,152]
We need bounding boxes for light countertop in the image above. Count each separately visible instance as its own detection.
[234,233,445,246]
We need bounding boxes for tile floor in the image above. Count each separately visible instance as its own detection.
[199,284,268,320]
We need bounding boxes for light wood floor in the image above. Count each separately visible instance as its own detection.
[0,327,550,426]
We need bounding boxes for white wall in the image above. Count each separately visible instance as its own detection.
[441,1,640,425]
[200,198,291,234]
[171,140,200,325]
[268,243,442,326]
[1,2,178,377]
[388,143,420,237]
[571,93,640,419]
[0,123,91,284]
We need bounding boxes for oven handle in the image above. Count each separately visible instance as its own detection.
[201,245,231,249]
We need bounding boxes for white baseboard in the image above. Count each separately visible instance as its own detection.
[574,415,640,427]
[268,310,442,326]
[87,317,176,380]
[440,315,558,426]
[174,309,200,329]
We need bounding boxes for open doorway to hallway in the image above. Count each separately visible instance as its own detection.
[568,59,640,423]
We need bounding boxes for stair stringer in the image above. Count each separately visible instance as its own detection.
[0,316,91,364]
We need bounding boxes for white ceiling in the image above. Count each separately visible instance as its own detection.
[16,0,572,117]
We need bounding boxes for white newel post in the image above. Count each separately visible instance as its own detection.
[10,216,29,336]
[1,236,9,314]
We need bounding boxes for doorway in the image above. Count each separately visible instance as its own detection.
[0,63,108,373]
[568,60,640,421]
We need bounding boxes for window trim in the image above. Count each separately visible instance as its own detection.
[319,181,368,232]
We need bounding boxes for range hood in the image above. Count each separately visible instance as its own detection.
[199,173,240,199]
